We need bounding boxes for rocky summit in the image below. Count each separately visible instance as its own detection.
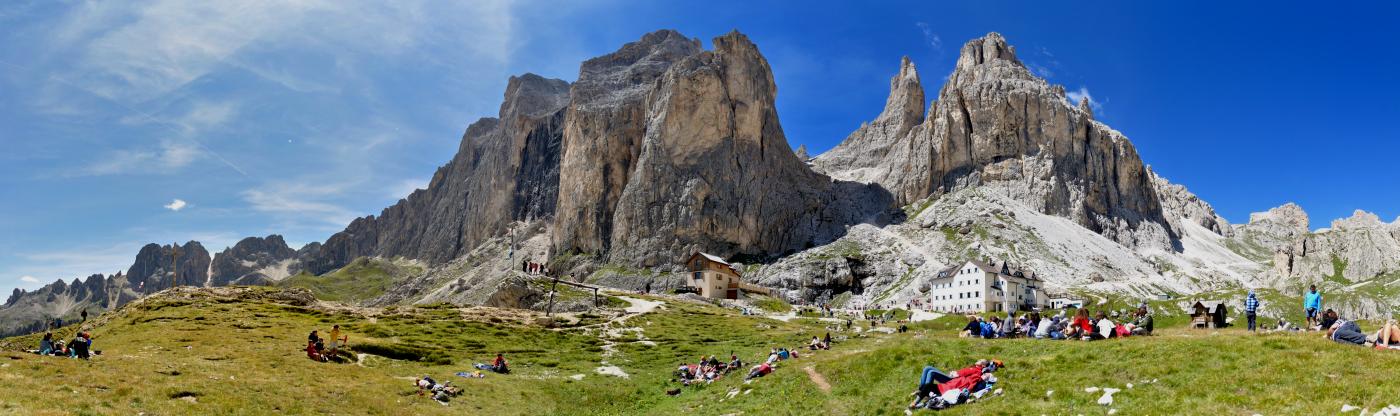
[4,29,1398,337]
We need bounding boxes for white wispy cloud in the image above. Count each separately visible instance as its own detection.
[242,180,360,227]
[915,22,942,54]
[19,275,39,283]
[1067,87,1104,114]
[74,138,203,177]
[163,199,188,211]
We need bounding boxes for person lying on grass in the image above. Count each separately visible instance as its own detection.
[912,371,1000,410]
[415,376,461,404]
[744,362,774,381]
[1374,320,1400,349]
[908,359,1004,409]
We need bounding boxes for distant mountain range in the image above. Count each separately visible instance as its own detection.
[6,30,1397,336]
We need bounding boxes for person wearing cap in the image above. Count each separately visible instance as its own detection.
[1244,290,1260,331]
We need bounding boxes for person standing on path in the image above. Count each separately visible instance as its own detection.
[1244,290,1260,331]
[1304,285,1323,329]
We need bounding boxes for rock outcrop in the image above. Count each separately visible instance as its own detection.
[553,30,704,255]
[605,31,881,266]
[816,33,1177,251]
[209,235,298,286]
[302,74,571,274]
[1151,169,1231,237]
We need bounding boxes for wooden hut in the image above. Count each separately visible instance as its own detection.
[1189,300,1229,328]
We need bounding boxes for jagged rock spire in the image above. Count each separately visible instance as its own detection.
[876,56,925,129]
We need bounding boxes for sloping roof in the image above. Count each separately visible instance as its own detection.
[699,252,730,266]
[934,263,960,279]
[687,252,739,276]
[967,259,1041,281]
[969,260,998,274]
[1190,300,1227,312]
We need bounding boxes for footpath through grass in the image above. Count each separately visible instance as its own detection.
[1,287,1397,415]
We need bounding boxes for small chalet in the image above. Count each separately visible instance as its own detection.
[685,252,741,299]
[1189,300,1229,328]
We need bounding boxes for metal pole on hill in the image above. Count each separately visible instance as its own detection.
[170,242,180,290]
[546,276,558,317]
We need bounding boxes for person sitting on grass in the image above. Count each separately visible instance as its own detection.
[1067,309,1093,339]
[38,332,53,355]
[1090,311,1115,340]
[777,347,790,361]
[306,340,325,362]
[744,362,774,381]
[1033,315,1053,339]
[1128,307,1154,336]
[490,353,509,374]
[823,332,833,349]
[960,315,982,338]
[726,355,743,374]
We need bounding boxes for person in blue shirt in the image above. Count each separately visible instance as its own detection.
[1244,290,1260,331]
[1303,285,1323,330]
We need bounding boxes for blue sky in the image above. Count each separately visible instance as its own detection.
[2,1,1397,294]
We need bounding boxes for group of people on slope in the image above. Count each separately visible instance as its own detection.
[1252,285,1399,350]
[35,331,96,359]
[808,332,833,351]
[908,359,1004,410]
[1318,308,1400,349]
[961,307,1153,340]
[306,325,349,363]
[674,354,744,386]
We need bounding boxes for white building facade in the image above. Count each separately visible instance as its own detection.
[926,260,1049,314]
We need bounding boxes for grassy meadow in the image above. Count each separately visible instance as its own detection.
[1,286,1397,415]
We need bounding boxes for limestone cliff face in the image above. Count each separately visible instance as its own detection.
[819,33,1177,250]
[303,74,570,274]
[128,241,211,293]
[553,30,703,255]
[209,235,297,286]
[606,31,870,266]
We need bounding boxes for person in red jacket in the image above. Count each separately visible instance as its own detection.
[937,373,985,395]
[1068,308,1094,339]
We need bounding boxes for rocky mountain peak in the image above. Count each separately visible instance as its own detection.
[1248,203,1310,234]
[1332,209,1384,231]
[1078,97,1094,119]
[875,56,926,130]
[950,32,1028,84]
[501,74,571,118]
[794,144,810,160]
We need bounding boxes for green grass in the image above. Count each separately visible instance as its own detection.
[4,287,1399,415]
[278,257,418,303]
[751,295,792,313]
